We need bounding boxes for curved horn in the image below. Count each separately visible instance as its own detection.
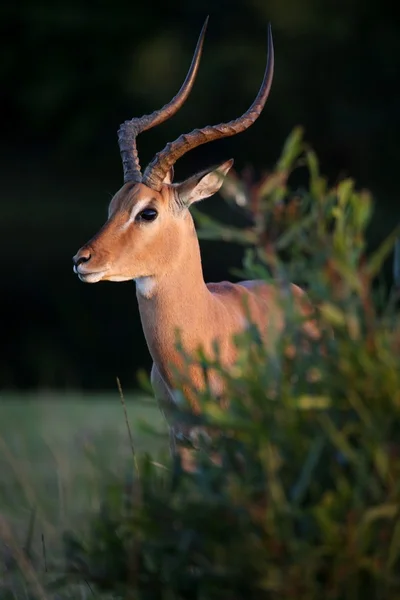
[143,24,274,192]
[118,16,209,183]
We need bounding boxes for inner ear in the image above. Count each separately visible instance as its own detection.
[174,159,234,207]
[163,166,174,185]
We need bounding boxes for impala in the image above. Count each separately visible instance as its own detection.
[73,19,316,461]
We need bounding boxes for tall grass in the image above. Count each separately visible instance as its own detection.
[0,393,166,598]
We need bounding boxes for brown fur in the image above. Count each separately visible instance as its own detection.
[73,164,318,465]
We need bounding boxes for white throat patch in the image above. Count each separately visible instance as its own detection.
[135,276,156,298]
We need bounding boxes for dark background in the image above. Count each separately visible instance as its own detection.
[2,0,399,391]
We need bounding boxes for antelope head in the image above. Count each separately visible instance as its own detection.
[73,19,274,289]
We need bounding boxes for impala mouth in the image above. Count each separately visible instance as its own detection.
[73,265,108,283]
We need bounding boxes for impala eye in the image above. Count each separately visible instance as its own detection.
[137,208,158,222]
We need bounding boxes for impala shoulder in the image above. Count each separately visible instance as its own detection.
[206,280,253,296]
[206,280,273,305]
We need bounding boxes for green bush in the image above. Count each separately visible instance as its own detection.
[62,129,400,599]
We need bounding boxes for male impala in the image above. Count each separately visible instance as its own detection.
[73,19,315,457]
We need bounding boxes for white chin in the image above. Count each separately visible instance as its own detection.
[105,274,133,282]
[78,271,133,283]
[78,272,106,283]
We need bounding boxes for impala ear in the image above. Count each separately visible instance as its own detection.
[162,166,174,185]
[175,159,234,207]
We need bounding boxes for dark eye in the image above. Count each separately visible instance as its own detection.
[136,208,158,222]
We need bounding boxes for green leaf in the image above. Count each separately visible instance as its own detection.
[362,503,398,524]
[337,178,354,208]
[365,224,400,279]
[306,149,327,199]
[296,395,331,410]
[276,126,305,172]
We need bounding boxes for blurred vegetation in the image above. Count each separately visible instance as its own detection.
[2,0,400,390]
[5,128,394,599]
[0,393,166,599]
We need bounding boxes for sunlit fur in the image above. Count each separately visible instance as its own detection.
[73,162,318,467]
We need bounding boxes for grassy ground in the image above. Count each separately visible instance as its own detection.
[0,391,168,598]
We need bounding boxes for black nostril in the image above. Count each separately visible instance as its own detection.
[76,254,91,266]
[73,250,92,267]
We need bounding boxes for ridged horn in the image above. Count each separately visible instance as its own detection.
[143,23,274,192]
[118,16,209,183]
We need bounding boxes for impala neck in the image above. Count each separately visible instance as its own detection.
[136,213,212,380]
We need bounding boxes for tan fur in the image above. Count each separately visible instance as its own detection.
[73,164,318,463]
